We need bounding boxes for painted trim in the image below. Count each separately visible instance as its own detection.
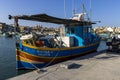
[17,48,96,59]
[16,48,97,63]
[16,55,41,63]
[22,41,100,51]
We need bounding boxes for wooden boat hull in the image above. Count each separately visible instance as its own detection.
[16,42,100,69]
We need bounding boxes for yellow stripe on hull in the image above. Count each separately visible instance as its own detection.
[22,42,100,51]
[16,49,97,63]
[16,55,42,63]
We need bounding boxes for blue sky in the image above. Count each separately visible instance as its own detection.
[0,0,120,27]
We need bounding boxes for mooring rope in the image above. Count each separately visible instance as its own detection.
[21,44,61,71]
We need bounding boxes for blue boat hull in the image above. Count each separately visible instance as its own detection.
[16,42,100,69]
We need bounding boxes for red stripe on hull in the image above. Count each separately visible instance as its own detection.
[16,49,97,63]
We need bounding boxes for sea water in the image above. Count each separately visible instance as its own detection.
[0,36,106,80]
[0,37,32,80]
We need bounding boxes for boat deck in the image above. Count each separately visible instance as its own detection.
[8,50,120,80]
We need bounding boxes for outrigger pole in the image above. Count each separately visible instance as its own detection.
[9,15,19,35]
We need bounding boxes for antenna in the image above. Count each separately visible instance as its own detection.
[82,4,85,21]
[72,0,75,16]
[64,0,66,19]
[90,0,92,21]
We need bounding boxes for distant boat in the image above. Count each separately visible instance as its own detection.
[5,32,13,38]
[9,6,100,70]
[2,33,6,37]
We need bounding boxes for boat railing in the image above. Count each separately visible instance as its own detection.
[20,34,70,48]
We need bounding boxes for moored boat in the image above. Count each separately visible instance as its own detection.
[9,8,100,70]
[5,32,13,38]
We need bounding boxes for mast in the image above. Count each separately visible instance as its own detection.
[72,0,75,16]
[90,0,92,21]
[64,0,66,19]
[82,4,85,21]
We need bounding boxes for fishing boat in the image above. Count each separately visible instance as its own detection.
[9,8,100,70]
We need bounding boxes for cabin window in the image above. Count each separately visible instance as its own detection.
[83,27,88,33]
[66,27,70,34]
[66,27,74,34]
[88,27,91,32]
[71,27,74,34]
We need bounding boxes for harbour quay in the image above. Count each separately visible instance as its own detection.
[8,50,120,80]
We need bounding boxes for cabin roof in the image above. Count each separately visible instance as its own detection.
[9,14,95,25]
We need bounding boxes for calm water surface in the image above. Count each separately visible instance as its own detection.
[0,37,16,80]
[0,36,106,80]
[0,37,32,80]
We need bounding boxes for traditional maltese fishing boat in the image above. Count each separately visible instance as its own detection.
[9,7,100,70]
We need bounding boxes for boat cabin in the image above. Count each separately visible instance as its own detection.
[9,14,98,48]
[64,24,93,47]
